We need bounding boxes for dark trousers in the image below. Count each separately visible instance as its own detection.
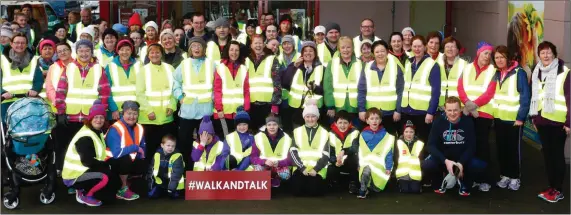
[213,118,235,141]
[291,169,326,197]
[401,114,432,157]
[473,117,493,183]
[250,103,271,131]
[56,122,83,170]
[398,180,421,193]
[106,156,147,176]
[326,153,358,185]
[142,122,176,163]
[494,119,523,179]
[382,115,399,136]
[536,124,568,191]
[422,156,486,192]
[178,118,201,170]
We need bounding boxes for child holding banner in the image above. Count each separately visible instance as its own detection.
[226,107,254,171]
[148,134,185,199]
[191,116,230,171]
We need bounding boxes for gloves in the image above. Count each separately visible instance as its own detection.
[464,101,478,112]
[470,109,479,118]
[56,114,68,126]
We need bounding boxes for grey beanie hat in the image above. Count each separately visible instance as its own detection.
[188,36,207,49]
[265,114,280,124]
[121,100,140,112]
[281,35,295,46]
[75,39,94,52]
[214,17,230,29]
[301,41,317,50]
[1,24,13,39]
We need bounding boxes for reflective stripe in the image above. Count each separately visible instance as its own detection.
[181,58,213,103]
[217,63,247,114]
[331,57,361,108]
[401,57,436,110]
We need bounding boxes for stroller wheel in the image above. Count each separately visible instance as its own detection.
[40,192,55,204]
[3,196,19,209]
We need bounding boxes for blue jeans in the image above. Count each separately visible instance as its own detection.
[422,155,487,191]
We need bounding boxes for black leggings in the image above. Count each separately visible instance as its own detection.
[178,118,201,170]
[142,122,177,164]
[106,156,147,176]
[250,103,272,131]
[536,124,568,191]
[494,119,523,179]
[56,122,83,170]
[291,169,326,197]
[473,117,493,184]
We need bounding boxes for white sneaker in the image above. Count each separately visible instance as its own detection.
[496,176,511,188]
[507,179,520,191]
[478,183,491,192]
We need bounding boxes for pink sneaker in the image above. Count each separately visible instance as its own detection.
[116,186,139,201]
[76,191,102,206]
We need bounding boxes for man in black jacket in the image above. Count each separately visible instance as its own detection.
[422,96,486,196]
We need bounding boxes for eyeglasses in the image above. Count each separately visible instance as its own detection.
[190,44,202,49]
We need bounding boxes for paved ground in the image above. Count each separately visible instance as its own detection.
[2,138,570,214]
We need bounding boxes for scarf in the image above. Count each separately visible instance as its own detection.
[9,49,32,69]
[530,59,559,115]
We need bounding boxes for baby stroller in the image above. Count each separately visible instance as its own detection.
[1,95,57,209]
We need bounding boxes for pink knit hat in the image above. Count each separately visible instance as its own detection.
[39,39,56,53]
[115,38,134,54]
[88,103,107,121]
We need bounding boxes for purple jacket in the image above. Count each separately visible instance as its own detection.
[250,129,293,167]
[223,131,254,171]
[191,136,230,171]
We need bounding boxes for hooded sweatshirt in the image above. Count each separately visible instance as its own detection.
[191,136,230,171]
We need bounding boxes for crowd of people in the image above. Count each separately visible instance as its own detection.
[0,5,569,207]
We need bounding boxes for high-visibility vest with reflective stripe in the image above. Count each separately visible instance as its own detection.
[226,132,253,171]
[353,36,381,58]
[246,56,275,103]
[317,42,339,67]
[395,139,423,181]
[216,63,248,114]
[331,57,362,108]
[152,152,185,190]
[254,132,292,161]
[75,23,85,40]
[255,26,262,34]
[439,57,467,106]
[462,63,496,115]
[192,141,224,171]
[293,126,329,179]
[94,48,114,68]
[492,68,523,121]
[42,63,65,111]
[358,132,394,190]
[405,50,414,58]
[64,63,102,115]
[363,56,398,110]
[0,55,39,103]
[277,52,300,101]
[401,58,436,111]
[66,40,77,59]
[139,46,147,63]
[138,63,175,123]
[105,120,144,160]
[536,67,569,123]
[109,62,140,108]
[180,58,214,103]
[328,130,359,163]
[205,41,221,62]
[236,33,248,45]
[62,126,106,182]
[288,66,324,108]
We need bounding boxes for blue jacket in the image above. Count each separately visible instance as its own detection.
[357,62,405,115]
[105,56,137,115]
[224,131,254,171]
[104,119,146,159]
[401,54,441,115]
[494,66,531,122]
[148,148,184,191]
[354,126,394,170]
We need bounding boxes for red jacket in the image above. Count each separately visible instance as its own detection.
[213,59,250,119]
[457,62,497,119]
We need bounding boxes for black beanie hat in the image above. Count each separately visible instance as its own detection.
[324,22,341,34]
[102,28,118,40]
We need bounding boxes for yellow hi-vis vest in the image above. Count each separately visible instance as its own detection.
[462,63,496,115]
[255,26,262,34]
[75,23,85,40]
[439,57,467,106]
[293,126,329,179]
[62,126,107,182]
[353,36,381,58]
[363,56,398,110]
[492,68,523,121]
[254,132,292,161]
[66,40,77,59]
[358,132,394,191]
[205,41,221,62]
[64,63,103,115]
[401,57,436,111]
[536,67,569,123]
[317,42,339,67]
[247,56,276,103]
[226,131,253,171]
[152,152,185,190]
[288,65,324,108]
[331,57,362,108]
[94,47,114,68]
[138,46,147,63]
[278,52,300,101]
[138,63,174,124]
[109,62,140,108]
[180,58,214,103]
[395,139,423,181]
[236,33,248,45]
[216,63,248,114]
[328,130,359,163]
[192,141,224,171]
[43,63,65,111]
[0,55,39,103]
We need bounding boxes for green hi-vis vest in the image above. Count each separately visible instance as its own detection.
[109,62,140,109]
[395,139,423,181]
[331,57,362,108]
[439,57,467,106]
[94,48,114,68]
[328,130,359,163]
[353,36,381,58]
[363,55,398,111]
[205,41,221,62]
[293,126,329,179]
[535,67,569,123]
[254,132,292,162]
[358,132,394,191]
[0,55,39,103]
[216,63,248,114]
[138,63,174,124]
[152,152,185,190]
[462,63,496,115]
[226,132,253,171]
[62,126,107,182]
[492,68,523,121]
[65,63,103,115]
[180,58,214,104]
[401,57,436,111]
[246,56,275,103]
[193,141,224,171]
[317,42,339,67]
[288,65,324,108]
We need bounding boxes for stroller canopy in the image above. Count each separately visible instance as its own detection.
[6,98,56,137]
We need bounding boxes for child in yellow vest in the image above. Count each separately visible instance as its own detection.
[148,134,185,199]
[396,120,423,193]
[191,116,230,171]
[226,107,254,171]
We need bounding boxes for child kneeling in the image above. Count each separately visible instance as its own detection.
[226,107,254,171]
[148,135,185,199]
[395,120,424,193]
